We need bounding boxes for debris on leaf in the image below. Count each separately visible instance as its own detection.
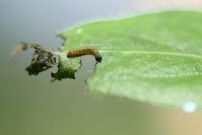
[13,42,101,81]
[25,46,58,75]
[14,42,59,76]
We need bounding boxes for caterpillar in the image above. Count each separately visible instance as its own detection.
[67,47,102,62]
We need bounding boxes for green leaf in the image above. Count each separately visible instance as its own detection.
[59,11,202,110]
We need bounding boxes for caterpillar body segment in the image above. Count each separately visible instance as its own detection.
[67,47,102,62]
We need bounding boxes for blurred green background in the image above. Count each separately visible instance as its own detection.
[1,0,202,135]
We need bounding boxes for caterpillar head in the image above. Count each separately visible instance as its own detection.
[95,54,102,63]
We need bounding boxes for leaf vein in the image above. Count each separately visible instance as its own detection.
[100,51,202,59]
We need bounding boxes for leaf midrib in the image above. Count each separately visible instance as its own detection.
[100,51,202,59]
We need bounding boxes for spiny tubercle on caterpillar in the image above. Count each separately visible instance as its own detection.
[67,47,102,62]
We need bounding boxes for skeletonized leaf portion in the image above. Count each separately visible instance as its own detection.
[60,11,202,109]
